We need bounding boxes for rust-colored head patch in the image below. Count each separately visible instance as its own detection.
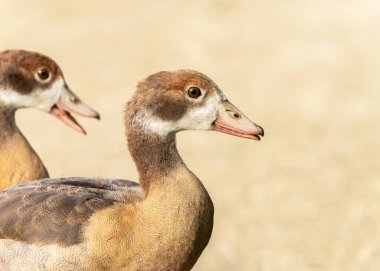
[130,70,222,121]
[0,50,63,94]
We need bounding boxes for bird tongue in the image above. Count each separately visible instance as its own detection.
[50,105,86,134]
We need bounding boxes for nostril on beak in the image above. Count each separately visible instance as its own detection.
[226,109,241,119]
[233,113,241,119]
[69,96,79,104]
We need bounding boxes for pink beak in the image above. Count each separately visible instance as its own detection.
[50,87,100,134]
[212,100,264,140]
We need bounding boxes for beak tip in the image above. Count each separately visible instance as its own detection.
[252,134,261,141]
[256,124,264,137]
[79,128,87,135]
[92,112,100,120]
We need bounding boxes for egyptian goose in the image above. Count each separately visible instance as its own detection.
[0,70,263,271]
[0,50,99,190]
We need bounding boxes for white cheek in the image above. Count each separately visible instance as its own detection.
[33,79,64,111]
[134,95,220,137]
[0,79,64,111]
[175,95,219,130]
[132,110,174,136]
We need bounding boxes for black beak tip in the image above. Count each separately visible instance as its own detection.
[257,124,264,137]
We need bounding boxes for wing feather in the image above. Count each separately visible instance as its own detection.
[0,177,142,246]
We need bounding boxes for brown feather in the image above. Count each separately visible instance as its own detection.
[0,178,141,246]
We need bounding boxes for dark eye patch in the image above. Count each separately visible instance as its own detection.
[149,94,188,121]
[1,67,35,94]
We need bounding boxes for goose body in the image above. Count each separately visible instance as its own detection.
[0,70,263,270]
[0,50,99,190]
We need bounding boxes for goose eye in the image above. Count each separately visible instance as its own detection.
[187,87,202,99]
[37,68,50,81]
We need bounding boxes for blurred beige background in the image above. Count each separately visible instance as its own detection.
[1,0,380,270]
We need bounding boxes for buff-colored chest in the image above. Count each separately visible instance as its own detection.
[0,133,48,190]
[82,170,214,271]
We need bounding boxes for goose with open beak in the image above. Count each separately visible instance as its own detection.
[0,50,99,190]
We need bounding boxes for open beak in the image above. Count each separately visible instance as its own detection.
[50,87,100,134]
[212,100,264,140]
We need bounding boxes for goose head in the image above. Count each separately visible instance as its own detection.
[0,50,99,133]
[126,69,264,140]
